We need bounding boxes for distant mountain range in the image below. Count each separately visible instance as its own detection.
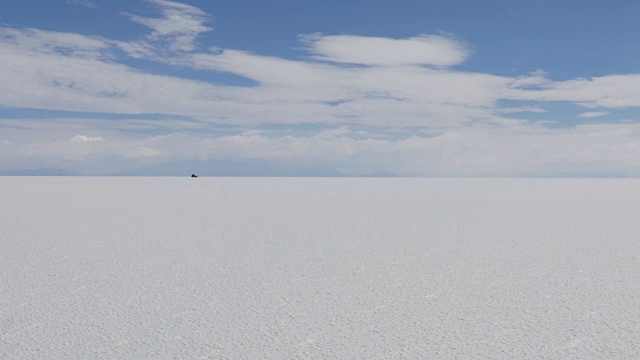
[360,170,396,178]
[0,160,396,177]
[0,168,76,176]
[116,158,345,177]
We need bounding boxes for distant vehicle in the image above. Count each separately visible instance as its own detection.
[191,174,198,178]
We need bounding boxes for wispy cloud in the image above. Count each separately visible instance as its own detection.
[0,27,110,58]
[577,111,609,118]
[70,134,104,142]
[67,0,97,9]
[124,0,212,53]
[507,74,640,108]
[299,33,469,67]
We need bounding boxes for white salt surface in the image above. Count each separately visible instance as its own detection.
[1,177,640,359]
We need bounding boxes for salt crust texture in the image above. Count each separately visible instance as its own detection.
[1,177,639,359]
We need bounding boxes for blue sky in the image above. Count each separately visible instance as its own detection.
[1,0,639,176]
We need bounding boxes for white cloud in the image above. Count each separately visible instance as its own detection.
[115,40,156,59]
[577,111,609,118]
[67,0,97,8]
[0,32,231,116]
[509,69,552,88]
[124,0,212,53]
[508,74,640,108]
[0,27,110,58]
[300,33,469,67]
[176,48,510,127]
[499,106,546,114]
[71,134,104,142]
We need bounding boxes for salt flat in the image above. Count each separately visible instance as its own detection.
[1,177,639,359]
